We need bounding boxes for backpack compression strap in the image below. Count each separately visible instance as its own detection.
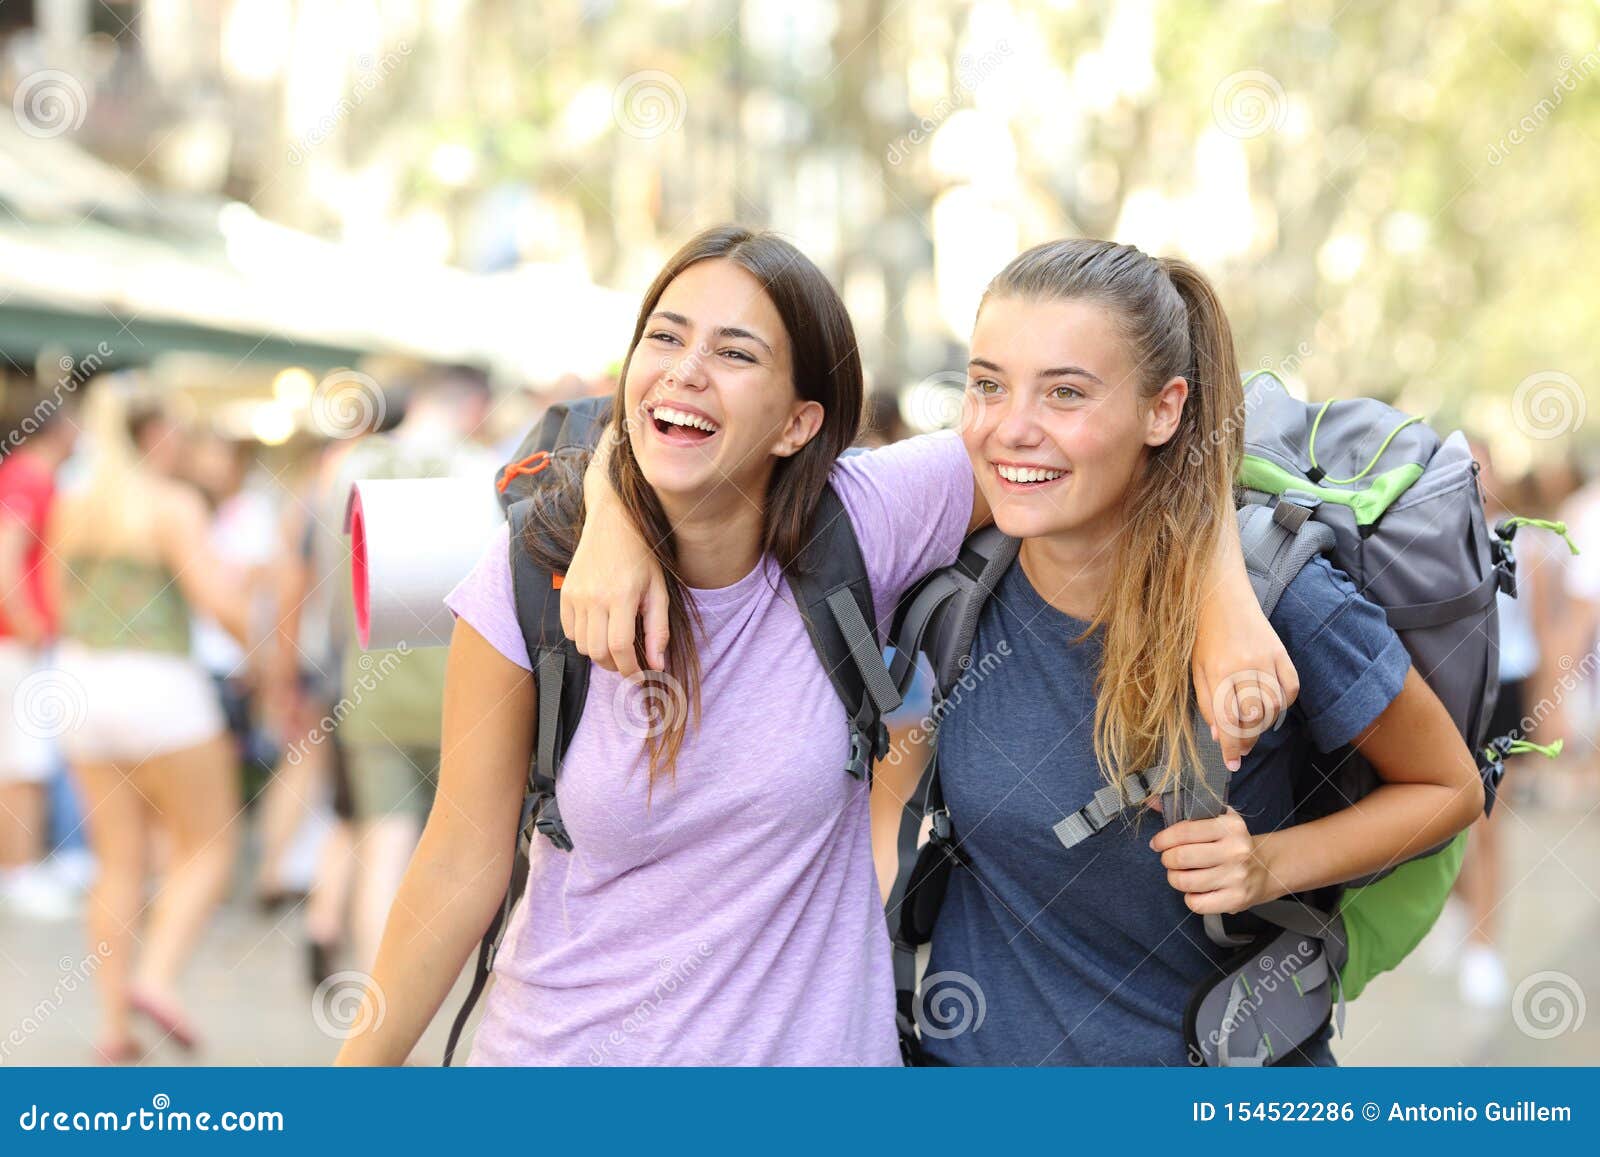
[788,485,901,780]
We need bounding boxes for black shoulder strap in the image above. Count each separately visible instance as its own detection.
[495,396,614,511]
[443,496,590,1066]
[881,526,1017,1060]
[785,484,901,780]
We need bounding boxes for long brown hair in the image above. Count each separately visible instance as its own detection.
[982,240,1243,799]
[522,225,864,785]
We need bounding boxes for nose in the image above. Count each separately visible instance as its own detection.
[992,391,1043,449]
[663,339,710,392]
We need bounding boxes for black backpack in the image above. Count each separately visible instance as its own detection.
[442,396,903,1063]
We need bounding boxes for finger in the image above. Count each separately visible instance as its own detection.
[570,606,590,656]
[1276,654,1301,717]
[1222,681,1247,770]
[643,573,670,672]
[1193,666,1215,735]
[587,609,617,673]
[1149,815,1229,852]
[608,611,640,679]
[1184,889,1244,916]
[559,579,577,642]
[1166,866,1234,894]
[1159,842,1228,871]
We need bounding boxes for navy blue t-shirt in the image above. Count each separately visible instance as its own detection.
[920,553,1411,1067]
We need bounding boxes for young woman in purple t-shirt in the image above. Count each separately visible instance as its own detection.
[337,226,1291,1066]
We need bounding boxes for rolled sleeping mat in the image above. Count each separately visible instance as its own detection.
[345,478,504,649]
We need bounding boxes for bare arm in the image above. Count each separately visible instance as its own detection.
[1154,667,1484,913]
[156,485,251,647]
[0,519,47,646]
[336,618,532,1064]
[1191,519,1301,768]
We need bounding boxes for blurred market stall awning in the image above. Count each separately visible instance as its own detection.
[0,119,635,381]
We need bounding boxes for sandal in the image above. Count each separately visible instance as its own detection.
[129,988,200,1052]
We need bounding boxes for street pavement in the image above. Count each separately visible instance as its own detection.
[2,787,1595,1066]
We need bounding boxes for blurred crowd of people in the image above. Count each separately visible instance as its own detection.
[0,363,529,1062]
[0,366,1597,1061]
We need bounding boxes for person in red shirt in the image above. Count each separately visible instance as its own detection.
[0,389,78,920]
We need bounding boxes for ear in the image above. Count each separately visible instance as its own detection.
[773,399,826,458]
[1144,376,1189,448]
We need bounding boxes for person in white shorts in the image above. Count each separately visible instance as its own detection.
[46,384,251,1064]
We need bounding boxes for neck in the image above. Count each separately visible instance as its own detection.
[658,484,767,589]
[1017,509,1126,621]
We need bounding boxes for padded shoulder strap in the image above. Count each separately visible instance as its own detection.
[1237,501,1336,617]
[920,527,1019,696]
[505,497,589,847]
[786,485,899,779]
[496,396,614,511]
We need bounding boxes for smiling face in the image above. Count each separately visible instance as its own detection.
[963,295,1188,543]
[622,258,822,507]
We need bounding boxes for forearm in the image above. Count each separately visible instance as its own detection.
[1203,512,1251,603]
[335,830,510,1065]
[582,427,616,509]
[1253,778,1479,902]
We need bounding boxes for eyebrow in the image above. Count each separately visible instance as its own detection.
[650,311,774,358]
[968,357,1105,386]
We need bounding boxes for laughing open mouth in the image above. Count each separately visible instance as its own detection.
[650,405,721,442]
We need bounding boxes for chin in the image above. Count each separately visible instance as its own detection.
[634,453,716,501]
[989,497,1075,540]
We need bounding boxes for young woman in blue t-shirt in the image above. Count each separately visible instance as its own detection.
[910,239,1482,1065]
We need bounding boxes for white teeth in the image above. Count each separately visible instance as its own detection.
[652,406,720,433]
[996,464,1066,483]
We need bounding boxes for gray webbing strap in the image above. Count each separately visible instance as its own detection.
[825,586,902,716]
[888,572,961,695]
[1384,570,1499,631]
[1217,976,1273,1067]
[1249,899,1340,941]
[535,648,565,785]
[1051,770,1157,850]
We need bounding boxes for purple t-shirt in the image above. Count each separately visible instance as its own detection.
[445,433,973,1065]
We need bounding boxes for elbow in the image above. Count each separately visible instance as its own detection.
[1458,769,1487,831]
[1443,751,1486,835]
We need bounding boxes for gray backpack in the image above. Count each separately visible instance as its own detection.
[885,370,1574,1066]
